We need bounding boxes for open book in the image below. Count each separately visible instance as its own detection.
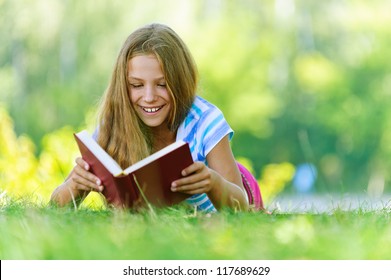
[74,130,193,208]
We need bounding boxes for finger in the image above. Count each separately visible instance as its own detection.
[74,164,101,186]
[172,171,209,189]
[72,175,103,192]
[75,157,89,170]
[181,161,204,176]
[175,185,207,195]
[172,179,210,194]
[173,165,210,187]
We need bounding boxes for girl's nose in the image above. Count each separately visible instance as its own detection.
[143,86,157,103]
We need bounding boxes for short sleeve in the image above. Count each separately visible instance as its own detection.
[197,106,234,159]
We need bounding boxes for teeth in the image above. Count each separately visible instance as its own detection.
[143,106,162,113]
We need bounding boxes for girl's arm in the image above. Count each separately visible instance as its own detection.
[171,135,249,211]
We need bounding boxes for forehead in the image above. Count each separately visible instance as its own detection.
[128,54,163,76]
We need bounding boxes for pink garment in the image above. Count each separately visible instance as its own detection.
[237,162,264,211]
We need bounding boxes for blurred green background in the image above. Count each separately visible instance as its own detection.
[1,0,391,205]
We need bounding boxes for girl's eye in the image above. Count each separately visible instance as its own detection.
[130,84,142,88]
[158,84,166,88]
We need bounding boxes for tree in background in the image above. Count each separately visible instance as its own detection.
[1,0,391,196]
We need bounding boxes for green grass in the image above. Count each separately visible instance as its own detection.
[1,199,391,260]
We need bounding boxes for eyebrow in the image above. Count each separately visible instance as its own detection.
[128,76,165,81]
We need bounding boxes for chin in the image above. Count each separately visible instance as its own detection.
[143,120,166,128]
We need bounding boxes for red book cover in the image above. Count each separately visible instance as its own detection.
[74,130,193,208]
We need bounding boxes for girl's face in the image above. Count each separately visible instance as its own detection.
[128,54,172,130]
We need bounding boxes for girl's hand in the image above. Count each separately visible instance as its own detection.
[170,161,218,195]
[169,135,248,210]
[66,157,103,193]
[50,157,103,207]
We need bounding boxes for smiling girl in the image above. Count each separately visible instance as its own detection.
[50,23,264,212]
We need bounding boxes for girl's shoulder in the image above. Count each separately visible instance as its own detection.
[187,96,223,122]
[178,95,230,141]
[180,96,232,140]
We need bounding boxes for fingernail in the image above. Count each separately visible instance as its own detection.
[96,179,101,185]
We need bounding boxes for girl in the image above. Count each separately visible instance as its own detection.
[50,23,264,212]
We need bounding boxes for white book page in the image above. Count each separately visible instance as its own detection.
[123,140,186,175]
[76,130,124,176]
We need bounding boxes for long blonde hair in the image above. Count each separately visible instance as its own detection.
[97,23,198,168]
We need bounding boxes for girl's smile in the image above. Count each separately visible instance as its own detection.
[141,105,165,114]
